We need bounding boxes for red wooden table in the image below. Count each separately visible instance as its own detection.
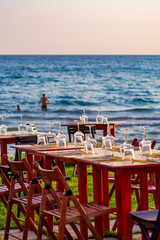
[11,143,83,181]
[11,144,160,240]
[0,131,46,165]
[62,121,126,137]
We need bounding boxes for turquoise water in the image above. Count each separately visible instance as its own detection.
[0,55,160,146]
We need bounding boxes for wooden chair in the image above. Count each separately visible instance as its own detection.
[67,125,96,142]
[34,162,116,240]
[3,154,58,240]
[130,208,160,240]
[0,165,27,232]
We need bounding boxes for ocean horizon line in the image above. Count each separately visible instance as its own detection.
[0,54,160,56]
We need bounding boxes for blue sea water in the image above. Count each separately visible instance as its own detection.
[0,55,160,148]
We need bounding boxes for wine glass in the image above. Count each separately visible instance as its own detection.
[84,141,95,154]
[56,122,67,148]
[96,110,103,123]
[103,116,108,124]
[27,124,35,132]
[0,116,7,135]
[74,122,84,146]
[18,116,26,133]
[37,135,47,145]
[139,126,152,156]
[87,125,97,146]
[46,121,57,145]
[80,108,88,123]
[84,125,97,154]
[102,121,115,150]
[120,129,135,160]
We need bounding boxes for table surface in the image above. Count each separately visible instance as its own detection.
[11,142,83,151]
[11,143,160,170]
[61,121,126,126]
[39,147,160,169]
[10,143,160,240]
[0,131,48,139]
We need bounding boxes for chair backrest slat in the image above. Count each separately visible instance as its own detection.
[3,155,26,172]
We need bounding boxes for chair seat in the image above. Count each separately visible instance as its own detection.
[43,202,116,224]
[0,184,9,195]
[130,209,159,228]
[0,182,29,196]
[11,193,56,208]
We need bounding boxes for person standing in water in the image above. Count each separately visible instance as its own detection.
[38,94,51,110]
[16,105,21,111]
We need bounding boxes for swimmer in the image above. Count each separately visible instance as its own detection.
[38,94,51,111]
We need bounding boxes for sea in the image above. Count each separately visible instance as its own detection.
[0,55,160,155]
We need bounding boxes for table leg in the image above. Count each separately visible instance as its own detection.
[43,155,52,170]
[139,173,148,210]
[102,125,108,136]
[24,151,35,228]
[115,172,132,240]
[102,170,110,231]
[155,172,160,240]
[55,157,65,192]
[0,141,7,164]
[25,151,33,183]
[92,166,104,239]
[77,162,88,239]
[155,172,160,208]
[110,124,115,138]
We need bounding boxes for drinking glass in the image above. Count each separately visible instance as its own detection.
[18,116,26,132]
[96,110,103,123]
[74,122,84,145]
[103,117,108,124]
[102,121,115,150]
[56,122,67,148]
[139,126,152,156]
[139,140,152,156]
[122,146,135,160]
[80,108,88,123]
[46,121,57,145]
[27,125,34,132]
[37,135,47,145]
[120,129,135,160]
[102,136,114,150]
[84,141,95,154]
[86,125,97,147]
[84,125,97,154]
[0,116,7,135]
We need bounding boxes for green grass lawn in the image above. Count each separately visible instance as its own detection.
[0,157,156,239]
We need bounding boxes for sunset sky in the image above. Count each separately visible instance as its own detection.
[0,0,160,55]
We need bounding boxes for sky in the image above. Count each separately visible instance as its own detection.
[0,0,160,55]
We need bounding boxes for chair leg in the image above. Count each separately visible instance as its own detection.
[139,225,150,240]
[109,183,115,200]
[70,223,85,240]
[4,200,12,240]
[58,194,68,240]
[73,164,77,176]
[37,217,44,240]
[4,179,16,240]
[1,196,23,232]
[22,185,37,240]
[37,189,48,240]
